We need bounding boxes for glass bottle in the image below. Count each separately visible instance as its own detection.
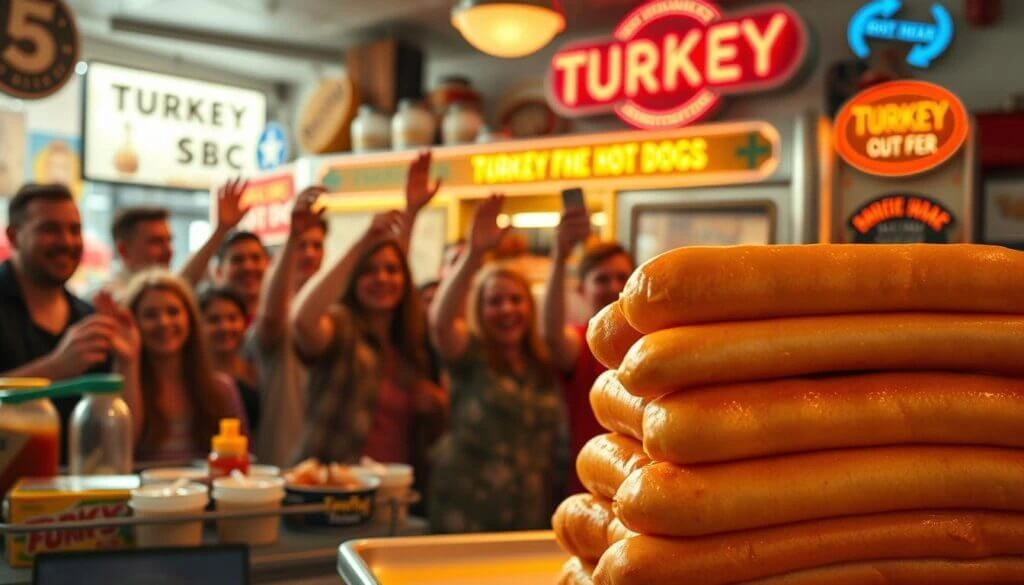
[0,378,59,496]
[70,383,132,475]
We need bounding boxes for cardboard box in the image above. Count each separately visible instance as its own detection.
[5,475,138,567]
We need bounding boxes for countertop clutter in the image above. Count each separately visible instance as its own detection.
[553,243,1024,585]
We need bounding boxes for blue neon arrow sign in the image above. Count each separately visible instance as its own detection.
[848,0,954,68]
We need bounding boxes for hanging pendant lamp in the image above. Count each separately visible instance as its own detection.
[451,0,566,59]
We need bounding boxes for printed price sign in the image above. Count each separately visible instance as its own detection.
[0,0,79,99]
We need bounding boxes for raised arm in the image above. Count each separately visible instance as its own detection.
[94,292,144,442]
[289,210,404,359]
[429,194,508,361]
[543,208,591,373]
[397,150,442,252]
[253,186,326,350]
[178,178,250,287]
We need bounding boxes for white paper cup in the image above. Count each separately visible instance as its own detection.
[130,482,209,548]
[362,463,413,526]
[212,476,285,546]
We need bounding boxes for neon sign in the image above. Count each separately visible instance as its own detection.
[318,122,780,198]
[848,1,953,68]
[546,0,809,130]
[834,80,968,177]
[849,194,954,243]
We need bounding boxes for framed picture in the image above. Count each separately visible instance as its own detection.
[981,174,1024,249]
[630,200,777,264]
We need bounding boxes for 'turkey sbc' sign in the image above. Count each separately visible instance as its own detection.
[546,0,809,130]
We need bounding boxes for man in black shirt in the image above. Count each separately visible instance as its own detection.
[1,184,139,455]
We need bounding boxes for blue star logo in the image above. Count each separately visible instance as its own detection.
[256,123,289,171]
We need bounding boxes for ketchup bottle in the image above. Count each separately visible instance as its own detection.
[208,418,249,479]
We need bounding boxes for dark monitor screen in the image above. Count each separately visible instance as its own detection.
[33,545,249,585]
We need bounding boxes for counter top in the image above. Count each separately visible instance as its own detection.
[0,518,429,585]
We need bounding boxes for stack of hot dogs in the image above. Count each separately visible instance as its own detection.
[554,244,1024,585]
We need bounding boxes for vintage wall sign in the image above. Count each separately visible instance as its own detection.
[233,169,295,246]
[317,121,780,198]
[83,62,266,189]
[834,80,968,177]
[848,193,955,243]
[0,0,79,99]
[848,1,954,69]
[546,0,809,129]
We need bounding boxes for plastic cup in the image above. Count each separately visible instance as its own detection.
[365,463,413,526]
[212,476,285,546]
[129,482,209,548]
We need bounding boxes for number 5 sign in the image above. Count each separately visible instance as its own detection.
[0,0,79,99]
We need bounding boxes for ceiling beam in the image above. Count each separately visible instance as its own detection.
[109,16,344,63]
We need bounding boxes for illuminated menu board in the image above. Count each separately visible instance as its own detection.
[318,121,780,198]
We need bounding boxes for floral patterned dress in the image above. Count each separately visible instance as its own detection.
[428,338,567,533]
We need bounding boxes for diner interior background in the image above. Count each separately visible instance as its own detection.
[0,0,1019,288]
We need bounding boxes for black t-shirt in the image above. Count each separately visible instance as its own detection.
[0,260,103,461]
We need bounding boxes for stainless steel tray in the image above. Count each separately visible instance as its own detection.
[338,530,568,585]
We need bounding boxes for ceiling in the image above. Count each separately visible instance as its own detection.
[65,0,646,85]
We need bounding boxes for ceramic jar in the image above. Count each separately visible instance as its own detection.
[351,105,391,153]
[442,102,484,146]
[391,99,435,150]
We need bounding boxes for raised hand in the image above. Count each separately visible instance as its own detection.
[554,207,591,259]
[49,315,117,378]
[405,150,442,212]
[216,177,251,232]
[291,186,327,236]
[362,210,406,245]
[469,194,510,253]
[94,292,140,363]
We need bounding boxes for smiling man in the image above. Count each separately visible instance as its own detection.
[0,184,140,455]
[214,231,269,320]
[91,207,173,301]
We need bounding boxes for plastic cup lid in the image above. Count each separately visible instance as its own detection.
[357,459,413,487]
[130,481,209,511]
[140,467,209,484]
[212,476,285,503]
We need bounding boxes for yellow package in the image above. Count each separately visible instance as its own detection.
[5,475,139,567]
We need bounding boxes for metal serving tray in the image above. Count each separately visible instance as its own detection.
[338,531,568,585]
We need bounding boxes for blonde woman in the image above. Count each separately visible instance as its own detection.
[428,195,567,533]
[123,271,247,464]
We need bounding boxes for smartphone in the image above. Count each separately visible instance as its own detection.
[561,187,585,210]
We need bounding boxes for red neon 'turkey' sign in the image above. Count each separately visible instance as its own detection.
[546,0,809,130]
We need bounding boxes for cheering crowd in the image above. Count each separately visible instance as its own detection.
[0,151,634,534]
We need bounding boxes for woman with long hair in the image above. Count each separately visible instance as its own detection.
[122,271,247,463]
[289,207,446,467]
[428,195,567,533]
[198,286,260,437]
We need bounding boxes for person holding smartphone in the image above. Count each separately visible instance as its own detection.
[542,190,635,494]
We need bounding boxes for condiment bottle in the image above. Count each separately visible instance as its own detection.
[0,378,59,497]
[208,419,249,480]
[69,376,132,475]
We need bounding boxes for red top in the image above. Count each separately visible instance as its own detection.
[563,323,608,495]
[361,351,412,464]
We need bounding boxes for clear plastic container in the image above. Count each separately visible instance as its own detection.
[69,379,132,475]
[0,378,59,497]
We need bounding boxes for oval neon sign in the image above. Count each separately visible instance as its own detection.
[546,0,809,130]
[834,80,969,177]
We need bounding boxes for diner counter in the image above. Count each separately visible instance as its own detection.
[0,518,429,585]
